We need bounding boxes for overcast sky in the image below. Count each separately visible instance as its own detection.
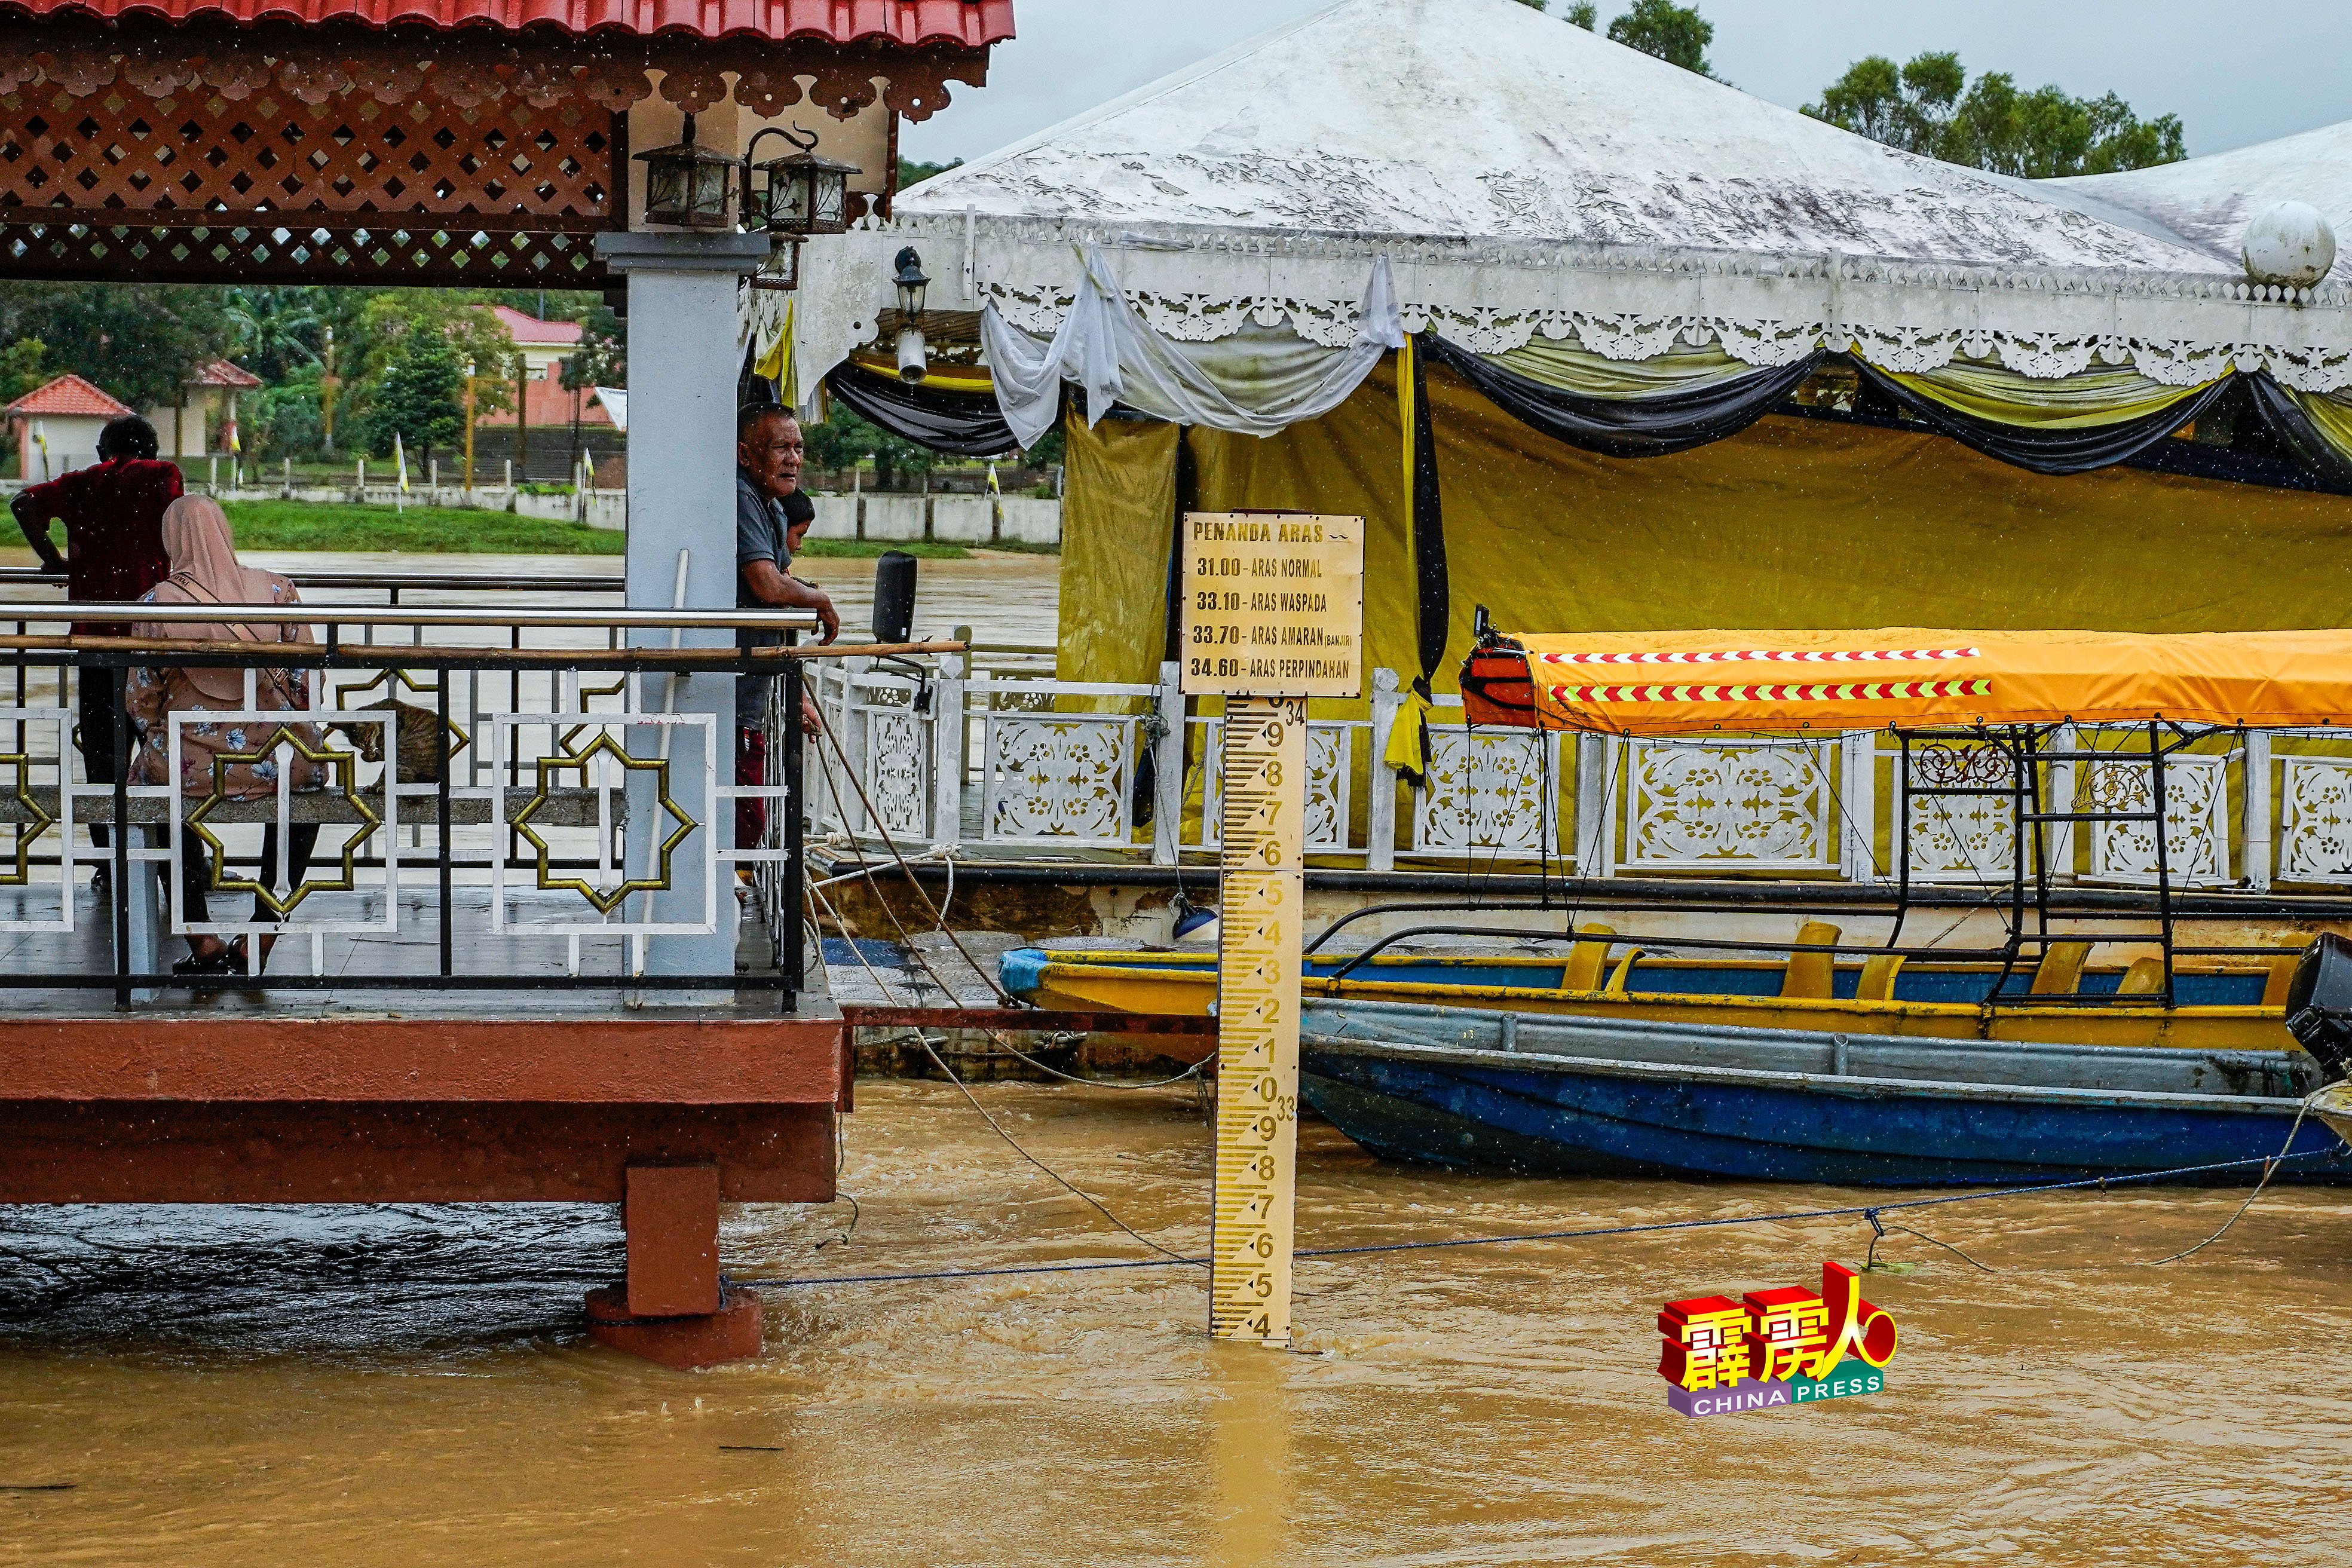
[904,0,2352,166]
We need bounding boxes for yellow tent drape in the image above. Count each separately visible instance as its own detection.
[1052,361,2352,704]
[1056,412,1182,688]
[1879,354,2219,430]
[2288,386,2352,467]
[1487,335,1757,398]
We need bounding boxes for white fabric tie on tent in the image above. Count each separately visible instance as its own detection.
[980,245,1402,447]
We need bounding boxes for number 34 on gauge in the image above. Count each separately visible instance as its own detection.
[1179,512,1365,699]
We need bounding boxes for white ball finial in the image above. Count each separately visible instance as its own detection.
[2243,201,2337,288]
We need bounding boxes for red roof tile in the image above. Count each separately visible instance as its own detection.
[491,304,584,346]
[189,359,264,388]
[0,0,1015,44]
[7,373,134,419]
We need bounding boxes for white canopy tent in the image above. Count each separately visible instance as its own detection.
[794,0,2352,426]
[2051,121,2352,282]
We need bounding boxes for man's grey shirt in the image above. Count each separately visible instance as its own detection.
[736,468,791,727]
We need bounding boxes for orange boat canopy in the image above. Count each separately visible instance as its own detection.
[1470,627,2352,736]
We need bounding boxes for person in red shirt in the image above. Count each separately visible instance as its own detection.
[12,414,183,875]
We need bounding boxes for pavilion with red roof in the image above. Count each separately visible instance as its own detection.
[7,372,134,479]
[0,0,1021,1369]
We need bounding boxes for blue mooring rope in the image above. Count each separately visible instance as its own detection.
[731,1147,2338,1291]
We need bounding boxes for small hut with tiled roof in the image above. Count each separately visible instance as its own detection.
[148,359,265,463]
[7,372,133,479]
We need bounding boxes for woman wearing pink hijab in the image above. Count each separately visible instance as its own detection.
[127,495,323,978]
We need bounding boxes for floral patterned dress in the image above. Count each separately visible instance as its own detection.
[126,575,325,801]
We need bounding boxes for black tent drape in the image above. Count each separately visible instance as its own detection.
[823,363,1020,457]
[1417,333,1826,457]
[1403,335,1449,690]
[1850,361,2232,477]
[2243,373,2352,491]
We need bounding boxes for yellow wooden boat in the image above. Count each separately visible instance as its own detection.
[1000,928,2303,1051]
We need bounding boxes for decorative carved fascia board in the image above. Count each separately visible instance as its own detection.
[859,213,2352,392]
[7,17,989,121]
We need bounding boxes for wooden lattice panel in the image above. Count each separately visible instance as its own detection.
[0,216,610,285]
[0,85,617,222]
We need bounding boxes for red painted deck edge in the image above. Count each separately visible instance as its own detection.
[0,1016,846,1104]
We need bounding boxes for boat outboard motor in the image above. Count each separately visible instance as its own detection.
[2283,932,2352,1083]
[872,550,918,644]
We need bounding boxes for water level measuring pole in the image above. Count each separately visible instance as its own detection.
[1181,511,1364,1348]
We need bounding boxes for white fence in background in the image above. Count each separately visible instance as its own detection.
[804,655,2352,891]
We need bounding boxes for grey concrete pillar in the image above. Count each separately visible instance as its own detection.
[595,231,769,991]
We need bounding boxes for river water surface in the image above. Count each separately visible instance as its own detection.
[5,1082,2350,1567]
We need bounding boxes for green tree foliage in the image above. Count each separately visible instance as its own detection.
[560,304,626,396]
[364,332,466,462]
[249,365,326,461]
[222,286,323,384]
[0,284,231,409]
[356,293,517,399]
[1606,0,1713,76]
[1804,51,2185,177]
[344,292,516,457]
[896,157,964,190]
[1564,2,1597,25]
[805,405,936,488]
[0,337,50,403]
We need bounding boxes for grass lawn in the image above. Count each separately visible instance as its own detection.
[222,500,623,555]
[208,500,1025,559]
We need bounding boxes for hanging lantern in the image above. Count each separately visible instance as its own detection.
[893,247,930,320]
[633,113,739,229]
[748,124,862,238]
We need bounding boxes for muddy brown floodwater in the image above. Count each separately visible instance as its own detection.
[4,1080,2350,1567]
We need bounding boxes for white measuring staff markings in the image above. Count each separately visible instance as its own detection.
[1180,512,1364,1348]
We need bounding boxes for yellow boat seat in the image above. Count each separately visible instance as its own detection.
[2262,944,2310,1008]
[1781,921,1840,1000]
[2117,957,2168,995]
[2030,941,2093,996]
[1604,950,1647,994]
[1563,923,1617,992]
[1855,954,1906,1003]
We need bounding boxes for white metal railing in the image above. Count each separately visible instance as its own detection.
[794,657,2352,891]
[1,597,805,996]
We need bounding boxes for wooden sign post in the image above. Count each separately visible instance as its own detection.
[1180,512,1364,1346]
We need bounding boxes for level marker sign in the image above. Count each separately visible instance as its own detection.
[1184,512,1364,1349]
[1180,513,1364,700]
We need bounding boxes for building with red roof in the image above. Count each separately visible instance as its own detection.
[143,359,266,463]
[478,306,611,432]
[7,373,134,480]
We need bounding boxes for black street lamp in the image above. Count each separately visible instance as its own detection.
[892,246,932,383]
[893,247,930,320]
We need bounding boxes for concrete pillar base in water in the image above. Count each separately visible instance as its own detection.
[586,1285,765,1370]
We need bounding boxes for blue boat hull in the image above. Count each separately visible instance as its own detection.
[1297,1005,2351,1186]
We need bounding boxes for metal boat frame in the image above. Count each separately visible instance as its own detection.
[1310,720,2292,1007]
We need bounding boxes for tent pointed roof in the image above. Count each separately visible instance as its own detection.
[2048,120,2352,281]
[800,0,2348,396]
[906,0,2219,274]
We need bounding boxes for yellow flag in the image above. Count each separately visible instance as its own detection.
[755,299,795,406]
